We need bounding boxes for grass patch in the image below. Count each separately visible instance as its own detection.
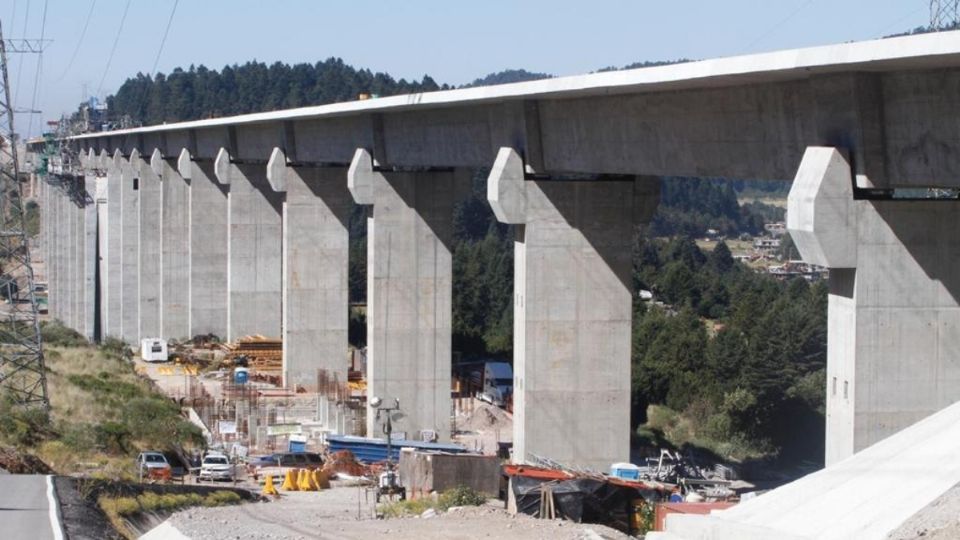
[2,341,204,478]
[98,490,242,539]
[643,404,772,462]
[379,486,487,517]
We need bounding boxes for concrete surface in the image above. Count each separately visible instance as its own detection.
[215,148,282,340]
[68,31,960,186]
[267,149,352,391]
[789,145,960,465]
[136,150,162,340]
[82,174,98,341]
[488,148,660,470]
[649,398,960,540]
[0,475,63,540]
[349,148,467,441]
[104,152,123,339]
[118,151,140,344]
[178,151,228,339]
[155,151,190,340]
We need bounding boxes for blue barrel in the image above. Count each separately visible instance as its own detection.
[234,367,249,384]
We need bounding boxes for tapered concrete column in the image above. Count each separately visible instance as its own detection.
[117,151,140,344]
[488,148,660,470]
[788,146,960,466]
[348,149,468,441]
[178,150,227,338]
[267,149,352,391]
[51,184,62,321]
[82,174,98,341]
[153,150,189,340]
[214,148,282,340]
[103,151,123,339]
[134,150,162,340]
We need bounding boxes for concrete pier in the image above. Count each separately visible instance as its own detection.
[267,149,352,391]
[82,174,98,341]
[135,150,162,340]
[214,149,282,340]
[488,148,660,470]
[103,151,123,339]
[118,151,140,344]
[349,149,467,442]
[789,146,960,465]
[178,151,228,339]
[154,150,190,340]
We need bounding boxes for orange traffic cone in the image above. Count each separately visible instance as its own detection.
[262,474,279,496]
[281,469,298,491]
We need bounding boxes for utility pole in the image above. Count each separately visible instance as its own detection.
[931,0,960,30]
[0,20,49,410]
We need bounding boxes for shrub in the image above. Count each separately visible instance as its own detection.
[204,490,242,506]
[0,397,53,446]
[437,486,487,510]
[40,320,88,347]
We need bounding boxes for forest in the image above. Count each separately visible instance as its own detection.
[96,62,827,466]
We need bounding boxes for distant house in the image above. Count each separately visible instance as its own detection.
[764,222,787,238]
[753,237,781,254]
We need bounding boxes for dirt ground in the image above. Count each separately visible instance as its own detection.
[167,484,632,540]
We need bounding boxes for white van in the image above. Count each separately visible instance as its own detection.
[140,338,169,362]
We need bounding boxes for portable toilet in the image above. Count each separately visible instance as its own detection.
[140,338,168,362]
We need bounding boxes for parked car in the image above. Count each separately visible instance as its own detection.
[136,451,172,481]
[247,451,323,480]
[198,452,235,482]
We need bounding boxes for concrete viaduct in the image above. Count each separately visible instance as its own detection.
[34,30,960,469]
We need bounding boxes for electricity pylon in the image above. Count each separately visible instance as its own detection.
[931,0,960,30]
[0,20,49,410]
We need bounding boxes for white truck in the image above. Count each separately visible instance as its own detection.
[477,362,513,408]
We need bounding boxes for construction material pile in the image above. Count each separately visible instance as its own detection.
[219,335,282,372]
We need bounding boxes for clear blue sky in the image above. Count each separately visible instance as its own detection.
[5,0,932,136]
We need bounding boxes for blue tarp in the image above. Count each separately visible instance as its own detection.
[327,435,469,463]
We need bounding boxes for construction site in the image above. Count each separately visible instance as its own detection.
[8,1,960,539]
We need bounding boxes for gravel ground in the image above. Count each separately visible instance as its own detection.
[167,485,632,540]
[888,482,960,540]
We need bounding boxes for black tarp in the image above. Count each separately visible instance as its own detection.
[511,476,659,533]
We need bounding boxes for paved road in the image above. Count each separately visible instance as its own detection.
[0,475,63,540]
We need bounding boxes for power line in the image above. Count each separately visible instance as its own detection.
[742,0,817,53]
[55,0,97,82]
[150,0,179,76]
[873,5,927,37]
[95,0,131,100]
[13,0,30,105]
[25,0,47,138]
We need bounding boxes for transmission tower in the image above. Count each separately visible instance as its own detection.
[0,20,49,410]
[931,0,960,30]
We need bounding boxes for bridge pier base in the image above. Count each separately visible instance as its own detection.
[789,146,960,465]
[488,148,659,471]
[215,148,283,341]
[267,149,352,392]
[178,151,228,340]
[349,148,469,442]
